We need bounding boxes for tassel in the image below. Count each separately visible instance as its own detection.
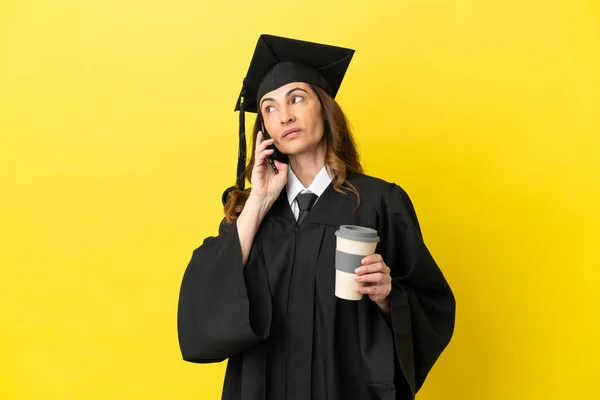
[236,79,247,191]
[221,80,248,206]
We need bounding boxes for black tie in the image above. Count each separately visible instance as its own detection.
[296,192,318,225]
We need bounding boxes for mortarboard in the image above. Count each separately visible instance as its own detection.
[223,34,355,205]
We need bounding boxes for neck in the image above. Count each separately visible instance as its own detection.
[288,140,327,188]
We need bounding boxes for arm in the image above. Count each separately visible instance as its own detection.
[177,218,272,363]
[238,130,289,267]
[379,184,456,395]
[236,195,272,267]
[177,131,288,362]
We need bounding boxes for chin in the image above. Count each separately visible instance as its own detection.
[279,143,307,156]
[281,139,324,157]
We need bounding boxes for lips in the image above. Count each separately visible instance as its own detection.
[282,128,302,138]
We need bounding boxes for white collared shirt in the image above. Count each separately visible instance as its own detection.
[286,166,333,220]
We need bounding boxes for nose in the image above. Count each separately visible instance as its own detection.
[279,104,296,125]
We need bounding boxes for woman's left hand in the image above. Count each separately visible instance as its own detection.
[355,254,392,312]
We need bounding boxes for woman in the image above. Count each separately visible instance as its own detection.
[177,34,455,400]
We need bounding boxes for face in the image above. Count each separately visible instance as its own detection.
[259,81,325,156]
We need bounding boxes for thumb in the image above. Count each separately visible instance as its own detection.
[274,160,288,172]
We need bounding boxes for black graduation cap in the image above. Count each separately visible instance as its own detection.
[223,34,355,205]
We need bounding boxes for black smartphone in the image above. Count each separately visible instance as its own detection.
[260,120,280,174]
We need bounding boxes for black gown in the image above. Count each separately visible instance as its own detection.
[177,173,456,400]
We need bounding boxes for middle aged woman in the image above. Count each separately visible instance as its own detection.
[177,34,456,400]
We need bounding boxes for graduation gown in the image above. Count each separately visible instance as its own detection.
[177,173,455,400]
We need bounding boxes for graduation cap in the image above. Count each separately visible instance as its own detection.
[222,34,355,205]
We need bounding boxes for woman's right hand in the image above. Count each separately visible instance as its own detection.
[236,131,288,267]
[249,131,288,205]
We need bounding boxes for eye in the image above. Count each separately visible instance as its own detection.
[264,105,276,113]
[291,95,303,104]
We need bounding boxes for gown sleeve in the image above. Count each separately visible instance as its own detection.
[378,184,456,396]
[177,218,272,363]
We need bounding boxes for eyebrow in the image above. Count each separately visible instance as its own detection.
[260,87,309,108]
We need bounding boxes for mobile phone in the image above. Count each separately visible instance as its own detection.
[260,120,280,174]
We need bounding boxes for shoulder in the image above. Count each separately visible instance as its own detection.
[347,172,422,232]
[346,172,409,199]
[347,172,417,214]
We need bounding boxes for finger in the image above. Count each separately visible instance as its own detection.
[255,131,270,148]
[255,149,274,167]
[358,285,384,295]
[255,131,265,151]
[256,138,275,154]
[355,262,387,275]
[254,148,267,166]
[355,272,385,283]
[361,254,383,265]
[259,149,274,160]
[273,160,287,170]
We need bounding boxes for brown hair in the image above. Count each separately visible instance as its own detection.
[223,85,363,223]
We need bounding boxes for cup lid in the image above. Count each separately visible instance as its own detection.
[334,225,380,243]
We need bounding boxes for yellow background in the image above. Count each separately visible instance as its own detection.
[1,0,599,399]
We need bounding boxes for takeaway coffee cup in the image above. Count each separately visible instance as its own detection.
[334,225,380,301]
